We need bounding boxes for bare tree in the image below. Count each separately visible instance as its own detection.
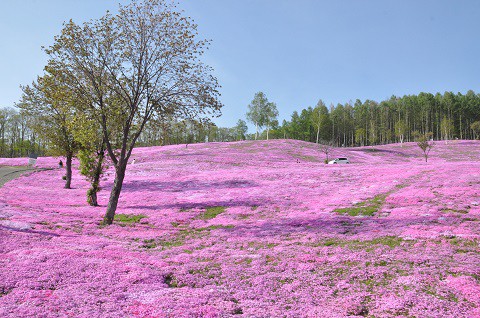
[45,0,222,224]
[319,139,334,163]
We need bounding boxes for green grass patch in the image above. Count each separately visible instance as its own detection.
[423,285,459,302]
[440,208,469,214]
[115,213,147,226]
[335,206,376,216]
[188,263,220,278]
[142,239,157,249]
[359,272,396,288]
[334,194,387,217]
[202,224,234,230]
[374,260,388,267]
[164,273,180,288]
[314,236,408,250]
[245,241,278,250]
[141,224,234,249]
[278,278,294,284]
[197,206,226,220]
[444,238,479,254]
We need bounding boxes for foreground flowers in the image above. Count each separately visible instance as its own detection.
[0,140,479,317]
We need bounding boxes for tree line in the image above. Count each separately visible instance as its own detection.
[5,89,480,160]
[0,108,46,158]
[145,90,480,145]
[246,90,480,146]
[4,90,480,160]
[0,106,244,156]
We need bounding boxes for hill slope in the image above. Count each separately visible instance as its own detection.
[0,139,479,317]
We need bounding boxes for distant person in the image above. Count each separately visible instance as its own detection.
[132,159,136,164]
[58,160,63,168]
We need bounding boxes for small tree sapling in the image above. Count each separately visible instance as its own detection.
[415,132,435,162]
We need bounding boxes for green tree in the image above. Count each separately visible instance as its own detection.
[311,100,325,143]
[0,108,14,156]
[288,111,301,139]
[394,121,407,146]
[281,119,289,139]
[355,128,366,146]
[265,119,282,139]
[440,116,454,143]
[246,92,268,140]
[264,102,279,140]
[471,121,480,139]
[299,108,314,141]
[415,132,435,162]
[19,72,79,189]
[235,119,248,141]
[45,0,222,224]
[72,113,107,206]
[311,100,332,143]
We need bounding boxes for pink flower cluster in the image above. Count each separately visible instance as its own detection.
[0,139,479,317]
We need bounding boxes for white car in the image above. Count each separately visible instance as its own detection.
[328,157,350,164]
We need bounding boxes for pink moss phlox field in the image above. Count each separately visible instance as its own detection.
[1,139,479,317]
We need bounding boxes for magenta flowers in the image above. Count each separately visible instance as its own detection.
[1,139,479,317]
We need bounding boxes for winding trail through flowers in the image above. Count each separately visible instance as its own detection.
[0,166,37,188]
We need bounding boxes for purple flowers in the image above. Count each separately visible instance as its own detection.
[0,139,479,317]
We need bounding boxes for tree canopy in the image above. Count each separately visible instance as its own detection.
[42,0,222,224]
[246,92,278,140]
[19,72,80,188]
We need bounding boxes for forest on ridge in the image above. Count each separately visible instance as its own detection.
[1,89,480,158]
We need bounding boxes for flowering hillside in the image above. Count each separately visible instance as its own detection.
[1,139,479,317]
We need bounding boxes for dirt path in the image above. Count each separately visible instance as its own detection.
[0,166,39,188]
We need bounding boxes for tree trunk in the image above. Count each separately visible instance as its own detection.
[255,123,258,140]
[87,149,105,206]
[267,128,269,140]
[103,161,127,225]
[88,188,98,206]
[316,125,320,144]
[65,153,73,189]
[460,115,463,139]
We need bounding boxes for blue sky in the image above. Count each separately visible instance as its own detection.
[1,0,479,130]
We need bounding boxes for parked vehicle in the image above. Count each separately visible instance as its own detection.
[328,157,350,164]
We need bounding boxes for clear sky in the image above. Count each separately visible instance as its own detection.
[1,0,480,130]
